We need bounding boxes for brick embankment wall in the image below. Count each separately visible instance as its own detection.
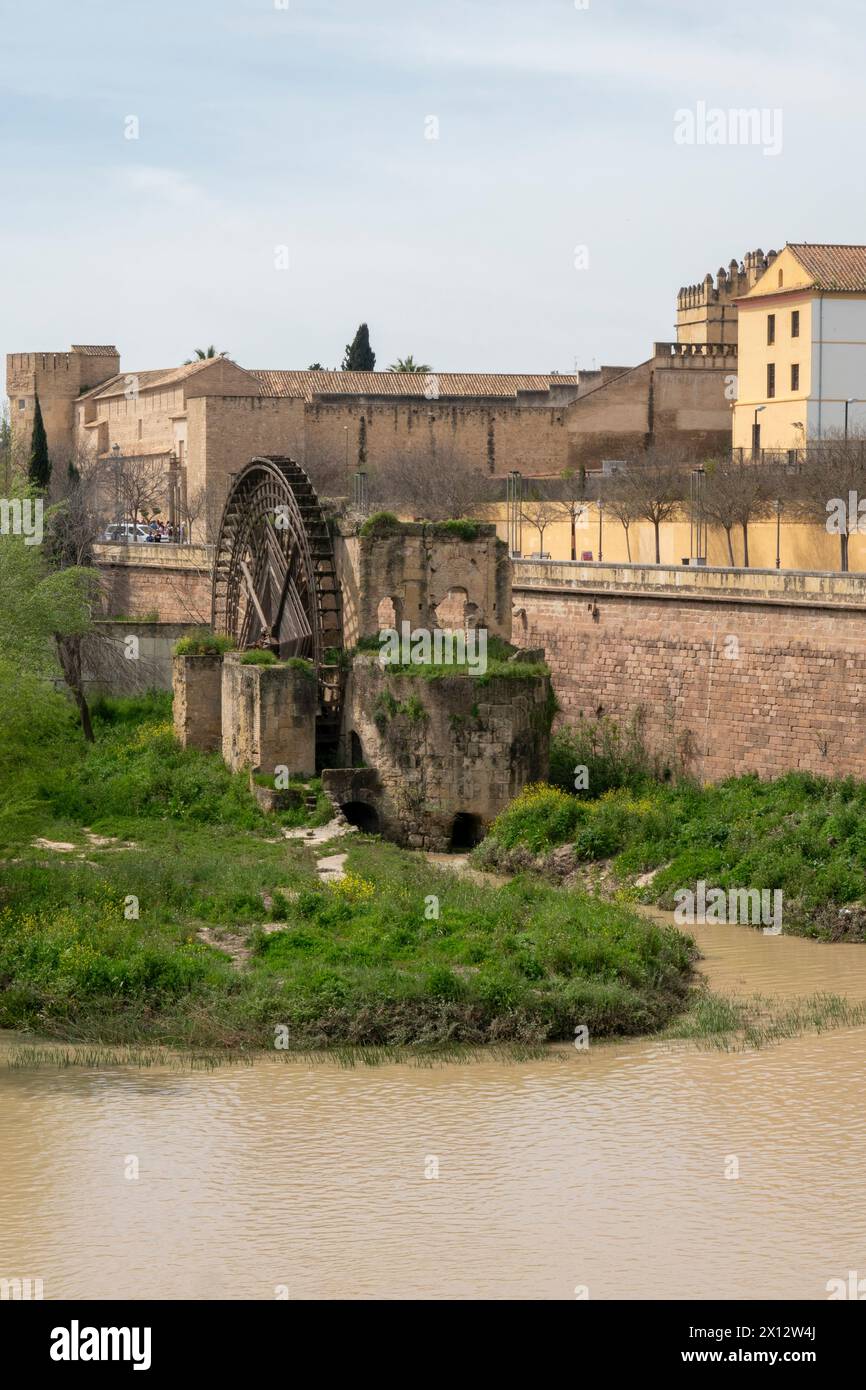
[94,545,212,624]
[513,580,866,782]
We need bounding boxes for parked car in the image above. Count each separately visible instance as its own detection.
[102,523,149,543]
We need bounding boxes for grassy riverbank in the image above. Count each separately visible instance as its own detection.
[0,694,696,1048]
[474,774,866,940]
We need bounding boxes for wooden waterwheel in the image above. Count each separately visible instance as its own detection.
[211,455,343,759]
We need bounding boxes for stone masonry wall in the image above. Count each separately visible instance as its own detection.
[221,655,317,777]
[173,654,223,752]
[342,658,552,849]
[94,544,212,623]
[514,583,866,782]
[337,524,512,643]
[302,398,571,484]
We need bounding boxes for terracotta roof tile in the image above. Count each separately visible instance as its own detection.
[787,243,866,292]
[83,357,247,400]
[253,370,578,400]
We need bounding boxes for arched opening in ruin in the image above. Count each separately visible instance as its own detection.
[450,812,483,850]
[377,596,402,630]
[341,800,380,834]
[350,731,365,768]
[434,586,481,630]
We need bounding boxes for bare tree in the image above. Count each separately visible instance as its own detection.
[606,453,685,564]
[697,458,775,567]
[793,431,866,571]
[118,456,167,534]
[521,490,559,557]
[366,439,496,521]
[602,471,639,561]
[552,467,588,561]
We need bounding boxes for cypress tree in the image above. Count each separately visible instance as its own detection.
[342,323,376,371]
[28,394,51,491]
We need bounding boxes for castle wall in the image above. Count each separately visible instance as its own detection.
[563,346,736,469]
[186,396,307,533]
[301,398,571,486]
[7,348,119,470]
[75,384,185,466]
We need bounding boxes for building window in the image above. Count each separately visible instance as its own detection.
[791,309,800,338]
[767,314,776,345]
[791,363,799,391]
[17,399,26,410]
[778,269,784,287]
[767,363,775,398]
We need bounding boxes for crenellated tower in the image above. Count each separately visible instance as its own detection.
[676,249,778,346]
[6,344,120,472]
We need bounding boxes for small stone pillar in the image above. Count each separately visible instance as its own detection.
[172,653,223,751]
[221,655,318,778]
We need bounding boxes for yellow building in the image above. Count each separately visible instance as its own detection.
[732,243,866,455]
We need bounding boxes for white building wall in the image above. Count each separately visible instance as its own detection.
[811,298,866,437]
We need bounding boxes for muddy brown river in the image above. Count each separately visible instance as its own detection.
[2,915,866,1300]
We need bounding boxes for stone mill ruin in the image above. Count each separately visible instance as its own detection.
[172,455,552,849]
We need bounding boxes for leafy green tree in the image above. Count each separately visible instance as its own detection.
[28,395,51,491]
[388,355,431,374]
[0,485,98,740]
[0,403,12,491]
[342,323,376,371]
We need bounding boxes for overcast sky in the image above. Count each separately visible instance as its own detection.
[2,0,865,378]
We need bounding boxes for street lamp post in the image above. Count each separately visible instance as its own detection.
[690,465,706,563]
[597,498,604,564]
[774,498,782,569]
[753,405,766,461]
[111,443,123,539]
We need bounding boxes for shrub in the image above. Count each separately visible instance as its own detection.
[549,710,668,797]
[429,519,480,541]
[359,511,401,537]
[486,784,588,852]
[240,649,277,666]
[173,632,235,657]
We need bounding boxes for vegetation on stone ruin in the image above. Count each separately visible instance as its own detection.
[370,636,551,687]
[358,514,483,540]
[0,694,696,1048]
[359,511,401,536]
[173,632,235,657]
[239,648,278,666]
[475,723,866,939]
[429,519,480,540]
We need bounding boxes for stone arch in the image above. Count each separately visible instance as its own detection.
[350,730,365,768]
[434,585,482,630]
[377,595,403,630]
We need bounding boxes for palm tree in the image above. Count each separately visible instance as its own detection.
[388,354,432,374]
[184,346,228,364]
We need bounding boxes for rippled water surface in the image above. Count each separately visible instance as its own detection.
[2,919,866,1300]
